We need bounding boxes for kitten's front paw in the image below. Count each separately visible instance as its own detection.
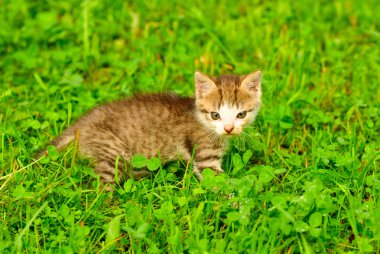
[193,167,224,181]
[213,167,225,176]
[193,169,203,181]
[132,169,150,180]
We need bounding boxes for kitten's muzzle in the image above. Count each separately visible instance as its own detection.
[224,125,234,134]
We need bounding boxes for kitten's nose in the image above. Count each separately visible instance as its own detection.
[224,125,234,134]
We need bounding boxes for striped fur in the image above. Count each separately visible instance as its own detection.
[39,71,262,185]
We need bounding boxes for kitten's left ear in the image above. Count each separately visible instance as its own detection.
[241,71,262,94]
[194,71,217,98]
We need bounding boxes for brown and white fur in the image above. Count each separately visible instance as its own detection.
[38,71,262,185]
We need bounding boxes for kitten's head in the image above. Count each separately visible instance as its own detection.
[194,71,262,136]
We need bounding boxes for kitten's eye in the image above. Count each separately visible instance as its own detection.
[210,112,220,120]
[237,111,247,119]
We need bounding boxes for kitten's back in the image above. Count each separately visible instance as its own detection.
[50,94,200,159]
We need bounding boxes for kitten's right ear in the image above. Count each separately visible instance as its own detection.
[194,71,217,98]
[241,71,262,94]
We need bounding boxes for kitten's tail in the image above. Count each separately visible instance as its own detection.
[35,126,78,159]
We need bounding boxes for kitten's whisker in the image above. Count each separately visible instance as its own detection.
[236,131,256,148]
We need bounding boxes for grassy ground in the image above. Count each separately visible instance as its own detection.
[1,0,379,253]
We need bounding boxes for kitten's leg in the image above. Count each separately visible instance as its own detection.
[95,161,150,192]
[119,151,150,180]
[97,159,150,182]
[192,165,203,180]
[193,159,224,180]
[94,161,118,191]
[132,169,150,180]
[184,141,224,180]
[95,161,118,185]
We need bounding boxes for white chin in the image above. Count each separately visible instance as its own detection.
[220,132,238,136]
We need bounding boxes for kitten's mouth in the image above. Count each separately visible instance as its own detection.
[223,132,238,137]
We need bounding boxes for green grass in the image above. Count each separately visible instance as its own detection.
[1,0,379,253]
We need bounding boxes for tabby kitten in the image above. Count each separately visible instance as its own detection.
[39,71,262,185]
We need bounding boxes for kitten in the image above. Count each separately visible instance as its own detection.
[38,71,262,185]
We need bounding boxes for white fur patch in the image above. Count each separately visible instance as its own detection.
[209,104,258,135]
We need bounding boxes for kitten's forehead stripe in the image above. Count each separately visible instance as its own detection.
[234,89,238,107]
[212,74,242,107]
[217,88,223,109]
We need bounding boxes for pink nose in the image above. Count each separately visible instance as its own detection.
[224,125,234,134]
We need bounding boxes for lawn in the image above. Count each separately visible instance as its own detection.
[1,0,379,253]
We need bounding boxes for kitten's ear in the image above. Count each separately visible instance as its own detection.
[194,71,217,98]
[241,71,262,94]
